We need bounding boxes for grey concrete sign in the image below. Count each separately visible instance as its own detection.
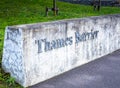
[2,14,120,87]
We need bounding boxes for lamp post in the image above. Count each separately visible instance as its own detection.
[98,0,101,11]
[53,0,57,15]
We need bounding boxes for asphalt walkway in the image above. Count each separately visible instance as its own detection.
[30,49,120,88]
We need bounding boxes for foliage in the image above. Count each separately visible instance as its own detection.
[0,0,120,87]
[0,67,23,88]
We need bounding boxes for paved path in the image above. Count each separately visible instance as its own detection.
[30,50,120,88]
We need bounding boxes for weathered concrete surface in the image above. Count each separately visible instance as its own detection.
[2,14,120,87]
[30,49,120,88]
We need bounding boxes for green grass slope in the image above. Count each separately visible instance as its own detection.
[0,0,120,87]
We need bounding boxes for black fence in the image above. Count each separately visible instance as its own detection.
[59,0,118,6]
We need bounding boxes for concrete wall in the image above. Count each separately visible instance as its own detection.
[2,14,120,87]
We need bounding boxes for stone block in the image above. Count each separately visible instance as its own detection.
[2,14,120,87]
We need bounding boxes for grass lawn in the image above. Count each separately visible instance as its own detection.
[0,0,120,87]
